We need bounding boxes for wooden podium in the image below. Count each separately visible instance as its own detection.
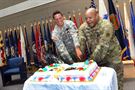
[123,60,135,78]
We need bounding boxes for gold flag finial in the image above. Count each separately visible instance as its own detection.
[30,23,33,27]
[17,26,19,30]
[8,28,10,32]
[42,20,45,24]
[14,27,16,31]
[24,24,26,28]
[116,3,119,8]
[73,10,76,16]
[38,21,40,25]
[34,21,37,26]
[79,12,81,16]
[49,19,52,22]
[46,20,48,24]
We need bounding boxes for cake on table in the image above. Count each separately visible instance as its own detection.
[30,60,100,82]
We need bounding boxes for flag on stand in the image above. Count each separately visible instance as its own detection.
[108,0,131,60]
[34,22,41,62]
[46,20,53,45]
[79,12,83,26]
[73,14,78,28]
[116,4,131,60]
[38,22,46,66]
[46,20,53,53]
[89,0,96,8]
[124,2,135,60]
[49,19,54,32]
[4,31,10,59]
[42,20,48,51]
[99,0,109,20]
[36,22,42,66]
[14,28,18,57]
[31,24,39,67]
[17,27,21,57]
[49,20,57,55]
[130,0,135,40]
[9,29,15,58]
[20,26,27,63]
[0,31,6,66]
[24,26,31,66]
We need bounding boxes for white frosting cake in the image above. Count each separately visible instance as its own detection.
[31,60,100,82]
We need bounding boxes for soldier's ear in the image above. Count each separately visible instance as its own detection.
[95,9,99,13]
[95,13,99,20]
[95,9,99,19]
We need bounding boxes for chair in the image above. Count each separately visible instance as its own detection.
[0,57,27,86]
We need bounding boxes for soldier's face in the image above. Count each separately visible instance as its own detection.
[54,13,64,27]
[85,12,98,28]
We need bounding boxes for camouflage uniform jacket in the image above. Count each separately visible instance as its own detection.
[52,20,80,64]
[78,19,122,66]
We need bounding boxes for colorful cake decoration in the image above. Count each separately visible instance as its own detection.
[31,60,100,82]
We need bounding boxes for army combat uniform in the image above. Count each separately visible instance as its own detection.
[52,20,80,64]
[78,19,123,90]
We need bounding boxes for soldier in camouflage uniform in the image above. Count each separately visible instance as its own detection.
[78,8,123,90]
[52,10,82,64]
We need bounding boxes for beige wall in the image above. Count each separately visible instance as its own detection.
[0,0,135,31]
[0,0,89,31]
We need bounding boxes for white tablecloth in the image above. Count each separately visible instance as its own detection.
[23,67,118,90]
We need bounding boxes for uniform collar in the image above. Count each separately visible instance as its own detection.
[86,18,103,30]
[55,20,68,31]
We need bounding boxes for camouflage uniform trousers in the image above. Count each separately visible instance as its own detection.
[110,62,124,90]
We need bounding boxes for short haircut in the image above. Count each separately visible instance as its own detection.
[52,10,63,19]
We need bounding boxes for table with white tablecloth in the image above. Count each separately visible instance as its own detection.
[23,67,118,90]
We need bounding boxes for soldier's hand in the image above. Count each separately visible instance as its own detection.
[52,36,59,42]
[75,47,83,61]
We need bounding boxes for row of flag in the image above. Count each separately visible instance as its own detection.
[0,26,29,67]
[0,20,56,67]
[0,0,135,67]
[90,0,135,61]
